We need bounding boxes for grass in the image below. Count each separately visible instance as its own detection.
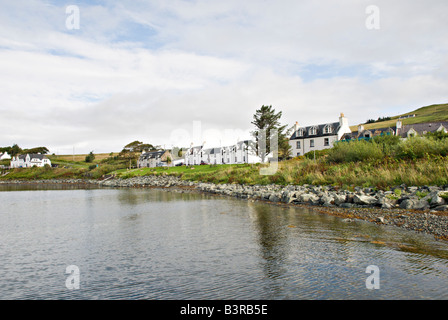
[350,103,448,131]
[108,155,448,189]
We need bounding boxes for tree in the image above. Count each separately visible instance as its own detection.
[85,151,95,163]
[9,144,22,157]
[251,105,288,162]
[23,146,50,154]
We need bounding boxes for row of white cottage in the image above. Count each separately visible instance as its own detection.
[184,113,352,165]
[184,140,262,165]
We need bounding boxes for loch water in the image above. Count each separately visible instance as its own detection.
[0,184,447,300]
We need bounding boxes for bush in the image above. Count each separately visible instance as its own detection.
[395,137,448,159]
[85,151,95,163]
[326,140,384,163]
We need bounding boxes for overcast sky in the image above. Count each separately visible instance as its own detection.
[1,0,447,154]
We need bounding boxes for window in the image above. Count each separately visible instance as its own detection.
[309,127,317,135]
[310,139,315,148]
[297,128,304,137]
[324,138,329,146]
[296,141,301,149]
[323,125,333,134]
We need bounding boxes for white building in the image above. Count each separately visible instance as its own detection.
[10,154,52,168]
[289,113,351,157]
[184,140,261,165]
[0,152,11,160]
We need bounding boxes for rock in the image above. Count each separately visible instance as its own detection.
[297,193,320,205]
[353,194,377,205]
[320,194,335,207]
[376,217,386,223]
[433,205,448,212]
[330,194,344,205]
[281,191,296,204]
[399,198,430,210]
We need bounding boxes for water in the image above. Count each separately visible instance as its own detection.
[1,184,447,300]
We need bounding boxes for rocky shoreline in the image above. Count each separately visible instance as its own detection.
[2,176,448,240]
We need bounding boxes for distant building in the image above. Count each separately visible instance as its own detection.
[0,152,11,160]
[341,120,448,141]
[289,113,351,157]
[137,150,172,168]
[184,140,261,165]
[10,154,51,168]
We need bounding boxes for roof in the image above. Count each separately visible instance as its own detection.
[290,122,341,140]
[139,150,167,160]
[398,121,448,137]
[17,153,48,160]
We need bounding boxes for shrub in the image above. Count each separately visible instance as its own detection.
[395,137,448,159]
[327,140,384,163]
[85,151,95,163]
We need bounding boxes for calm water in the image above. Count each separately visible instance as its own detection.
[1,184,448,300]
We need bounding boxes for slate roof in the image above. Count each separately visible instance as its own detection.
[17,153,47,160]
[398,121,448,137]
[140,150,166,160]
[290,122,341,140]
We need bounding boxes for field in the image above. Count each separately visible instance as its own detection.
[350,103,448,131]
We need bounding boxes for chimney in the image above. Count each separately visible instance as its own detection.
[339,113,348,127]
[294,121,299,132]
[396,120,402,135]
[358,124,365,132]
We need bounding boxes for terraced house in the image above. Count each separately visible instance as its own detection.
[10,153,51,168]
[184,140,260,165]
[289,113,352,157]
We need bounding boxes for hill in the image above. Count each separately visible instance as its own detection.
[350,103,448,131]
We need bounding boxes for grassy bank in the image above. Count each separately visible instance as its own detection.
[109,156,448,189]
[2,136,448,189]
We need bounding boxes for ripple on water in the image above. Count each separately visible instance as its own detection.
[0,187,448,300]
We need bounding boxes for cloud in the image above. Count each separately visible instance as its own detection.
[0,0,447,154]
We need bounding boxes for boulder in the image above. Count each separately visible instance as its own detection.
[399,198,430,210]
[297,193,320,205]
[353,194,377,205]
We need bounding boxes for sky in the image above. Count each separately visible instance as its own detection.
[0,0,447,154]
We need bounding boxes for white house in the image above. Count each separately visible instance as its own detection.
[10,154,51,168]
[184,140,261,165]
[289,113,351,157]
[0,152,11,160]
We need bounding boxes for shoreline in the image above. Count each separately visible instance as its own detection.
[1,176,448,241]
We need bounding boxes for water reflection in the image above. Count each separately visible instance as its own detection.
[0,187,447,300]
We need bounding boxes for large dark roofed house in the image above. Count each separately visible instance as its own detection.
[289,113,351,157]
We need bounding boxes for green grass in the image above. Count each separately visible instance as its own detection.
[351,103,448,131]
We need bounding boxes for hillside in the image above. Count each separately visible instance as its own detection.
[350,103,448,131]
